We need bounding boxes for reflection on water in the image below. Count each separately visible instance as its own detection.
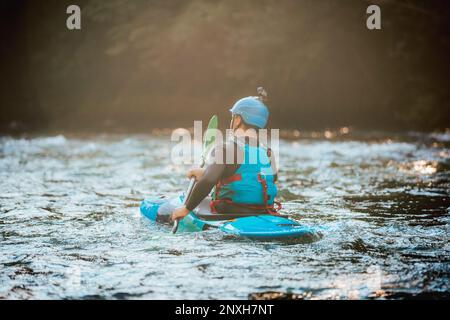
[0,131,449,299]
[400,160,438,175]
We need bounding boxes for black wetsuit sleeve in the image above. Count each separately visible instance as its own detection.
[185,163,225,211]
[269,148,278,182]
[185,144,240,211]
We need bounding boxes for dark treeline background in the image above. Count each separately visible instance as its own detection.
[0,0,449,133]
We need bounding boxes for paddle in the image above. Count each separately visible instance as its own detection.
[172,115,219,233]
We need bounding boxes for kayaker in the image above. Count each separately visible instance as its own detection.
[171,89,279,221]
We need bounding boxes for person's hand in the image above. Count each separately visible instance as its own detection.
[171,206,190,222]
[187,168,205,181]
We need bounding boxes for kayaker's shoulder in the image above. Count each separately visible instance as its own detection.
[206,140,240,165]
[211,140,237,153]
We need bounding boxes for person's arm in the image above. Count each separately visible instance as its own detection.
[171,144,239,220]
[186,141,242,208]
[183,163,225,211]
[268,148,278,182]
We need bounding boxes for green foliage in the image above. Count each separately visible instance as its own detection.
[1,0,449,132]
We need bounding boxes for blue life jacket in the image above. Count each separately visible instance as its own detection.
[211,141,278,213]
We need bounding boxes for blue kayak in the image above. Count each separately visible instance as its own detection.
[140,195,320,241]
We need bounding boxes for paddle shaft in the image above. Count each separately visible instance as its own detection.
[172,149,209,233]
[172,115,218,234]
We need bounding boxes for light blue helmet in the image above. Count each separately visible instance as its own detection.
[230,88,269,129]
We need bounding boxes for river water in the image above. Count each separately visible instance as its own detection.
[0,131,449,299]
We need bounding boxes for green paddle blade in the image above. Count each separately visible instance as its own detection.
[202,115,218,161]
[172,115,219,234]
